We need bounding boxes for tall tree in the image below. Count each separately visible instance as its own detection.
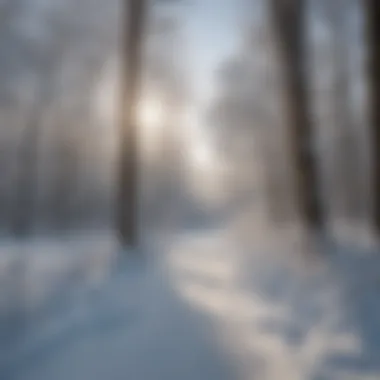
[319,0,362,221]
[268,0,324,230]
[117,0,146,246]
[10,10,65,237]
[364,0,380,231]
[10,7,74,236]
[11,87,42,237]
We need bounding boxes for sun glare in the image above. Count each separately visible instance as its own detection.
[138,97,164,153]
[138,98,163,131]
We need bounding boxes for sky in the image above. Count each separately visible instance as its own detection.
[179,0,246,104]
[159,0,248,164]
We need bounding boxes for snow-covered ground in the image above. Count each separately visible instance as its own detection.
[1,226,380,380]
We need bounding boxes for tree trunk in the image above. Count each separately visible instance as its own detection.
[51,123,78,232]
[10,25,68,237]
[364,0,380,231]
[269,0,324,230]
[325,0,362,221]
[117,0,146,247]
[11,70,56,237]
[10,107,41,237]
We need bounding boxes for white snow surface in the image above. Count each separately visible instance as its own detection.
[1,227,380,380]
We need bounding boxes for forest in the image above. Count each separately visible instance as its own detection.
[1,0,380,379]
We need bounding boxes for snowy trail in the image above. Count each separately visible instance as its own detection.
[165,229,380,380]
[1,229,380,380]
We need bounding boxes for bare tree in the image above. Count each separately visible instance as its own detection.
[364,0,380,232]
[10,20,62,237]
[319,0,362,221]
[11,88,42,237]
[0,0,36,236]
[269,0,324,230]
[10,9,73,236]
[117,0,147,247]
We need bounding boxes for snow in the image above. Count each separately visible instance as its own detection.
[1,227,380,380]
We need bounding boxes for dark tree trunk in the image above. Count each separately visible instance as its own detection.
[117,0,146,247]
[325,0,362,221]
[365,0,380,231]
[269,0,324,230]
[10,111,40,237]
[10,31,66,237]
[51,125,78,232]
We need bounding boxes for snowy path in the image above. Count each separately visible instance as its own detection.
[1,229,380,380]
[166,230,380,380]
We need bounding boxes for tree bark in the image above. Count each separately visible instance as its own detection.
[269,0,324,230]
[364,0,380,231]
[117,0,146,247]
[10,105,41,237]
[325,0,362,221]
